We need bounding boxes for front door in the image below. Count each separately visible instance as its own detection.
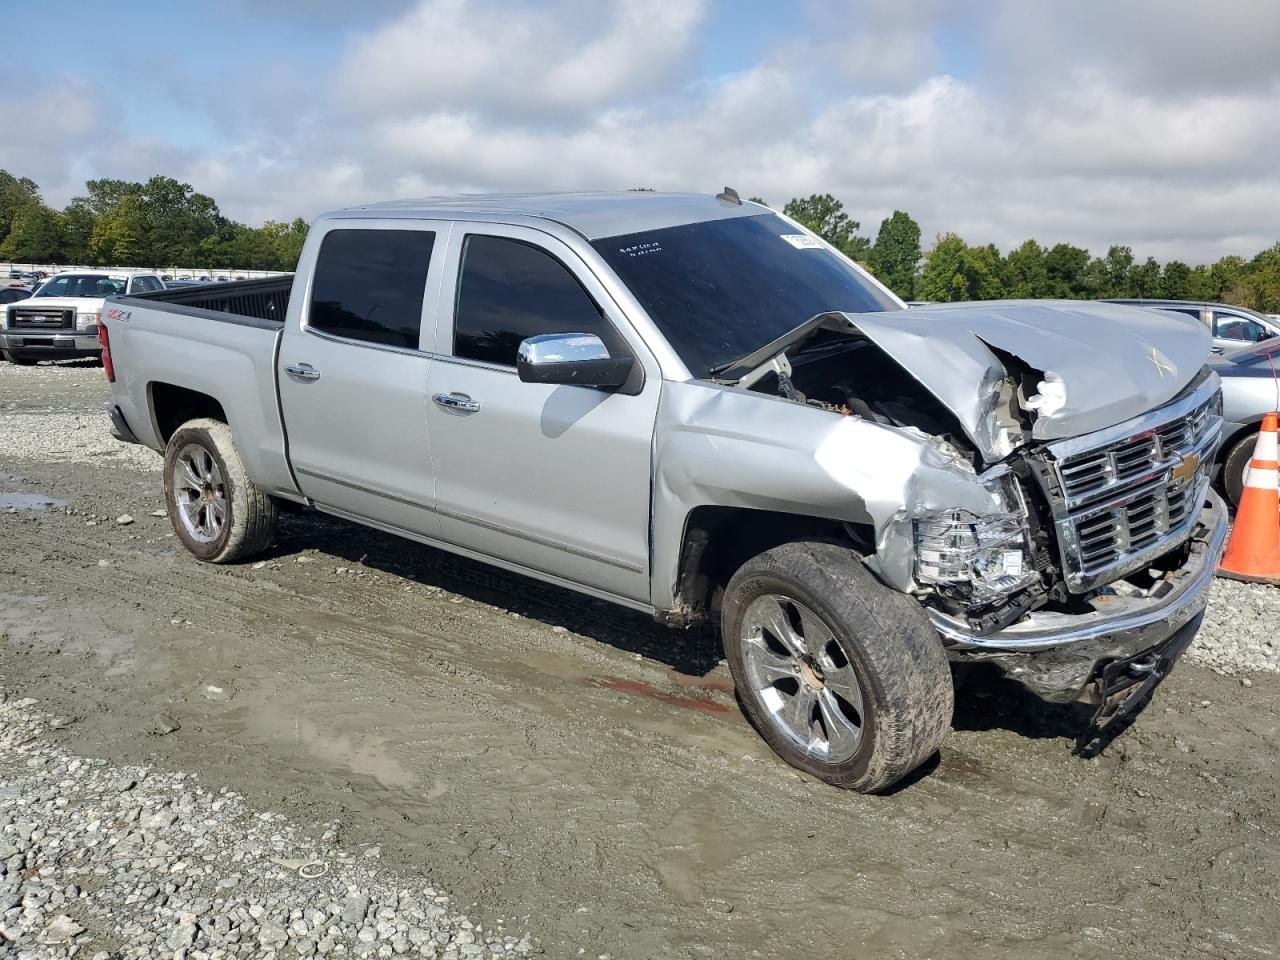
[425,224,660,602]
[278,220,450,535]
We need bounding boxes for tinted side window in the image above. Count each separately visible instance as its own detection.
[310,229,435,349]
[1212,311,1267,342]
[453,235,616,366]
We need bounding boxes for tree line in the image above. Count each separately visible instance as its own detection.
[2,169,1277,312]
[760,193,1280,312]
[0,170,306,272]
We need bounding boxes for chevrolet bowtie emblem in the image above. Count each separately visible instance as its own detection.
[1171,452,1200,484]
[1147,348,1175,378]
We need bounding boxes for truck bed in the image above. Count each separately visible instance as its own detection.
[128,276,292,328]
[105,276,300,499]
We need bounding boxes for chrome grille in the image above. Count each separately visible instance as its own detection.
[10,307,73,331]
[1041,376,1222,593]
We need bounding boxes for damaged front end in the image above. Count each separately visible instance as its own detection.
[726,301,1225,708]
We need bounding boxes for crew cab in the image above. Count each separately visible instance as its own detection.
[100,193,1226,792]
[1,270,165,364]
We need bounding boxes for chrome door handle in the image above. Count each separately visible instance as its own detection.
[433,392,480,413]
[285,362,320,382]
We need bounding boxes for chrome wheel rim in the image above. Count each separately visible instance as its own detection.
[740,593,865,762]
[172,443,227,544]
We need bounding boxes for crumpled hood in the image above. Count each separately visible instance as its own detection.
[841,300,1212,461]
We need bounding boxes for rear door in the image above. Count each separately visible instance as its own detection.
[278,220,450,535]
[425,224,660,602]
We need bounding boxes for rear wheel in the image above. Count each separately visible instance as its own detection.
[2,350,36,365]
[722,541,954,792]
[163,418,277,563]
[1222,431,1258,510]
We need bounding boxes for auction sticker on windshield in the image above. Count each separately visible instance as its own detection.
[780,234,825,250]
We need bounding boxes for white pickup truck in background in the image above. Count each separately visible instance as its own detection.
[1,270,165,364]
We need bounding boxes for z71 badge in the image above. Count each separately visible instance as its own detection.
[105,308,132,322]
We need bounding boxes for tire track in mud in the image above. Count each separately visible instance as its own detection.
[4,456,1280,958]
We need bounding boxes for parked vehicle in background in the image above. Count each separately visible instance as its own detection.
[162,279,206,289]
[0,270,165,364]
[0,287,32,304]
[1107,299,1280,354]
[1210,339,1280,508]
[101,192,1224,792]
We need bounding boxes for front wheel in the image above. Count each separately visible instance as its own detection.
[722,541,954,792]
[163,418,278,563]
[1222,431,1258,510]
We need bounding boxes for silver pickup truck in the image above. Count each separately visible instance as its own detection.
[102,192,1227,792]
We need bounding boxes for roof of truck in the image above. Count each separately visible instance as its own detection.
[332,191,768,240]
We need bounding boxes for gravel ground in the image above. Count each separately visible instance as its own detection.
[0,411,159,469]
[0,693,540,960]
[1187,577,1280,675]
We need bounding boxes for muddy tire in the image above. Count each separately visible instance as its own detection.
[3,350,37,365]
[1222,430,1258,510]
[722,541,954,793]
[163,418,277,563]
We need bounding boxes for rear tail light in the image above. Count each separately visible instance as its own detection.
[98,321,115,382]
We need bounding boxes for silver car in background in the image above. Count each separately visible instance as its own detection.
[1108,298,1280,354]
[1211,339,1280,506]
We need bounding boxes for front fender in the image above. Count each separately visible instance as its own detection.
[650,381,1003,609]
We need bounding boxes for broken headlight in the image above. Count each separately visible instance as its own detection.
[913,474,1038,602]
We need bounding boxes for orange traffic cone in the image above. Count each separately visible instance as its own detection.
[1218,411,1280,585]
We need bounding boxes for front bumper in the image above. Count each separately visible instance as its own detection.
[929,490,1229,702]
[0,330,100,355]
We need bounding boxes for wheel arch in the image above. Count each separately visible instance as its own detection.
[149,381,228,444]
[1219,416,1265,464]
[664,504,874,626]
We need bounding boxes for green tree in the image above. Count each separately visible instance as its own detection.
[1078,256,1110,299]
[1160,260,1193,299]
[1001,240,1048,298]
[1132,257,1162,297]
[918,233,1003,301]
[136,175,229,265]
[1044,243,1090,297]
[1103,245,1136,297]
[0,171,42,248]
[867,210,921,299]
[0,202,65,262]
[269,218,310,270]
[60,201,95,264]
[783,193,869,259]
[1187,264,1213,301]
[89,194,146,265]
[1209,255,1246,302]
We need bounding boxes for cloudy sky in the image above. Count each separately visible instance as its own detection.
[3,0,1279,262]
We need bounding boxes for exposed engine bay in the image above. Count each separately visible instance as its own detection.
[725,313,1218,641]
[734,327,1063,633]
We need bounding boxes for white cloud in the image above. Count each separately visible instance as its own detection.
[5,0,1280,264]
[339,0,708,116]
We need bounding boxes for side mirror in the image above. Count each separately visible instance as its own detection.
[516,333,634,389]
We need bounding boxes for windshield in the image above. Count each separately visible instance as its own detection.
[34,275,126,298]
[592,213,899,378]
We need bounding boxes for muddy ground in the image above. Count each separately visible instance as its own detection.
[2,361,1278,959]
